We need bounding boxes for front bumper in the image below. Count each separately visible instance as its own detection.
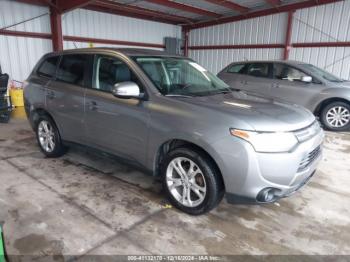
[226,170,316,204]
[209,129,324,204]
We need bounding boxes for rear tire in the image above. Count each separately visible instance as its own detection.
[320,102,350,131]
[35,115,66,157]
[161,147,224,215]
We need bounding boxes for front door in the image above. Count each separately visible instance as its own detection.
[84,54,149,165]
[270,63,322,108]
[46,54,91,143]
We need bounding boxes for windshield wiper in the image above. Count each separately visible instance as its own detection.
[210,88,241,95]
[229,87,241,92]
[165,94,194,98]
[214,90,231,94]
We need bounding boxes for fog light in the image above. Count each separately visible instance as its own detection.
[257,188,281,203]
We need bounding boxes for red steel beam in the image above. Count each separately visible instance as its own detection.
[50,5,63,51]
[265,0,282,6]
[0,29,164,48]
[188,43,285,50]
[87,0,196,24]
[184,0,342,29]
[203,0,249,13]
[187,42,350,50]
[145,0,222,18]
[0,29,51,39]
[2,29,350,50]
[13,0,47,6]
[64,35,165,48]
[56,0,95,13]
[283,10,294,60]
[293,42,350,48]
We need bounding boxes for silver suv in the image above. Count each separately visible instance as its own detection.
[24,49,324,215]
[218,60,350,131]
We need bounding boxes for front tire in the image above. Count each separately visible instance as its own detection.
[320,102,350,131]
[161,147,224,215]
[35,115,66,157]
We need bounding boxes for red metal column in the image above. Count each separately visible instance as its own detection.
[50,6,63,51]
[183,28,189,57]
[283,10,295,60]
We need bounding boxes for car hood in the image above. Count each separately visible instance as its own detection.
[337,81,350,88]
[177,91,315,132]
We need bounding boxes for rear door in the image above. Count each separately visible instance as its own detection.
[26,56,60,111]
[46,54,92,143]
[83,54,149,165]
[241,62,273,95]
[270,63,322,108]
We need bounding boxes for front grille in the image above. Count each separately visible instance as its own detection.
[297,146,321,172]
[294,121,321,142]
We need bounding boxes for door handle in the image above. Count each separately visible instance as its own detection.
[87,101,99,111]
[272,83,280,88]
[46,90,55,99]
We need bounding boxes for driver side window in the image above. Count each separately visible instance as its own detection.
[273,63,307,82]
[92,55,142,92]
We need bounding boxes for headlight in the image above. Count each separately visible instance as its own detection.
[230,129,298,153]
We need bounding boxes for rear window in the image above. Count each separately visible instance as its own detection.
[37,56,59,78]
[56,54,87,86]
[247,63,270,78]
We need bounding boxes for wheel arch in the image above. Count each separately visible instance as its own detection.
[154,139,225,189]
[314,97,350,116]
[30,108,59,131]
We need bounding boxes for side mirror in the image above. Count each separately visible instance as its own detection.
[301,76,312,83]
[112,81,141,99]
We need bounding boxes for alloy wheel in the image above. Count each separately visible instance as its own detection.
[326,106,350,128]
[166,157,206,207]
[38,120,55,153]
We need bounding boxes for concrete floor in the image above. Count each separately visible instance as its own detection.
[0,108,350,260]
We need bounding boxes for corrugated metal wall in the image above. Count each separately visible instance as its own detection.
[0,1,181,82]
[189,13,287,46]
[62,9,181,50]
[188,1,350,79]
[188,13,287,74]
[1,0,349,81]
[0,0,51,82]
[290,0,350,80]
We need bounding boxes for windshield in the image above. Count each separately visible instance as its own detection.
[132,56,231,96]
[299,63,344,83]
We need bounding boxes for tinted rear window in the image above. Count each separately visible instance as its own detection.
[37,56,59,78]
[56,54,87,86]
[247,63,270,78]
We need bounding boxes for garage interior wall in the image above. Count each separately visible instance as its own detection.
[189,12,286,74]
[0,0,181,82]
[0,0,51,83]
[188,0,350,79]
[290,1,350,80]
[62,9,181,50]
